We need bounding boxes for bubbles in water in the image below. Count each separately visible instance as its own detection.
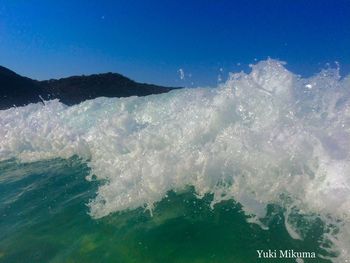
[1,59,349,262]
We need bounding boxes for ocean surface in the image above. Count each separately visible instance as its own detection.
[0,60,349,262]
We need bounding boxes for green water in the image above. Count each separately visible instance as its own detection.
[0,157,333,262]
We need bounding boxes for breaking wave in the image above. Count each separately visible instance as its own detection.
[1,60,349,262]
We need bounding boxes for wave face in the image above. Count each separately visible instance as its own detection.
[1,60,349,261]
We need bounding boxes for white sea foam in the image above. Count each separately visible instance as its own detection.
[0,59,349,261]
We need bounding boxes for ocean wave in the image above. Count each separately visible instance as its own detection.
[1,59,349,261]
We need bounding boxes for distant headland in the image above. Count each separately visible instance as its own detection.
[0,66,180,110]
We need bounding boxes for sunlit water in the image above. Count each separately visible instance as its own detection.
[0,157,332,262]
[0,60,349,262]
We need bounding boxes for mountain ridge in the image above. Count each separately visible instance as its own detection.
[0,66,180,110]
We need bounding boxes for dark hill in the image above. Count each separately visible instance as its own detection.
[0,66,179,110]
[40,73,176,106]
[0,66,46,110]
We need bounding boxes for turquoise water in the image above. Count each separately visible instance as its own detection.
[1,60,349,262]
[0,157,333,262]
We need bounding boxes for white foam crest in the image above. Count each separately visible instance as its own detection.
[1,59,349,261]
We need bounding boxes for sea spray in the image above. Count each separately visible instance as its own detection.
[1,59,349,262]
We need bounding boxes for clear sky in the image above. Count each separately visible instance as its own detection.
[0,0,349,87]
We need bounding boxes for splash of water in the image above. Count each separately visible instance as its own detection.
[1,60,349,261]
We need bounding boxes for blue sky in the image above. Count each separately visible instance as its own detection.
[0,0,349,86]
